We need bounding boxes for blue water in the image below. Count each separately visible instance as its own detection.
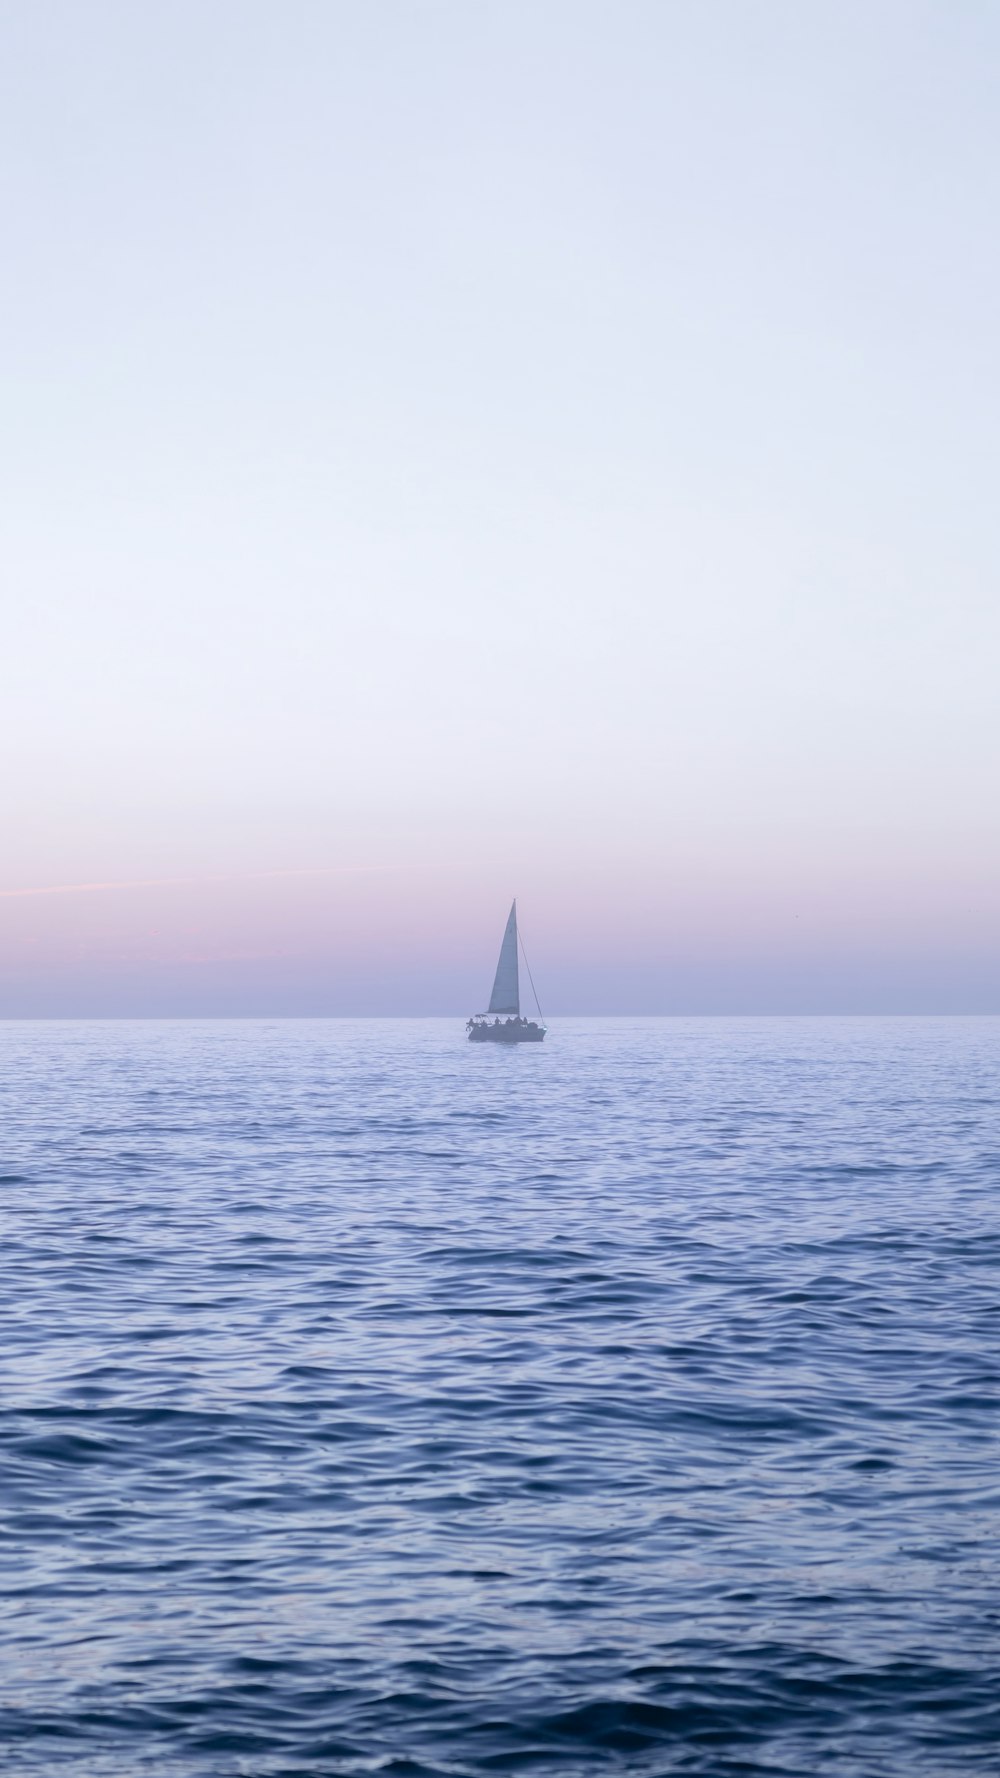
[1,1017,998,1777]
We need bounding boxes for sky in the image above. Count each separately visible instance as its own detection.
[2,0,999,1014]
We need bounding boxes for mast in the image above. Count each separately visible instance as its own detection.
[487,900,520,1015]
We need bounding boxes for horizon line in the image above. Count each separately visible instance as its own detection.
[1,1011,998,1022]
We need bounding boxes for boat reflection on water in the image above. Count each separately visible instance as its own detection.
[466,901,546,1044]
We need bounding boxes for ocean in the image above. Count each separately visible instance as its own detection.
[1,1016,997,1776]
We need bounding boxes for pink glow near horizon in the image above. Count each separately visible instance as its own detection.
[3,847,998,1014]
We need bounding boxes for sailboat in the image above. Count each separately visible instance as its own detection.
[467,900,546,1043]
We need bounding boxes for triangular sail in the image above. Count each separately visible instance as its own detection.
[487,900,520,1014]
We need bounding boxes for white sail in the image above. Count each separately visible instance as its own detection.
[487,900,520,1014]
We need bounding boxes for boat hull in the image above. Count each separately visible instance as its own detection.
[467,1020,545,1043]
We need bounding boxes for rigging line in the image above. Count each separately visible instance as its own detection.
[517,928,545,1024]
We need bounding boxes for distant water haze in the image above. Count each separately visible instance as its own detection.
[3,1,999,1013]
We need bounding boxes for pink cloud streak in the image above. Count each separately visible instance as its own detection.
[0,866,390,900]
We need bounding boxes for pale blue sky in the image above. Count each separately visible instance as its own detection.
[2,1,998,1012]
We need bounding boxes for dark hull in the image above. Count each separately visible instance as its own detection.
[468,1021,545,1043]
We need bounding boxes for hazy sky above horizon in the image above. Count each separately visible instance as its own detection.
[3,0,999,1013]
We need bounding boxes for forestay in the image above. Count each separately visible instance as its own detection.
[487,900,520,1014]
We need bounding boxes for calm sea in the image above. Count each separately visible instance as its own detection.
[1,1017,998,1776]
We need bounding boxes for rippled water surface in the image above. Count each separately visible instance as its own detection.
[1,1017,998,1776]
